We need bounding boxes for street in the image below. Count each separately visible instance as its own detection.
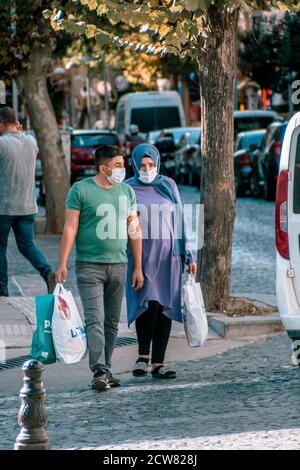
[1,334,299,450]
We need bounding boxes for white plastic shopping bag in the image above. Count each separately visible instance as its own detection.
[183,275,208,347]
[52,284,87,364]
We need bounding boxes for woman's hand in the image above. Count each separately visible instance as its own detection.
[132,267,144,291]
[187,262,197,276]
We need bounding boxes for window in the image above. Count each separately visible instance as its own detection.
[131,107,181,133]
[234,117,276,136]
[72,134,117,147]
[117,107,125,134]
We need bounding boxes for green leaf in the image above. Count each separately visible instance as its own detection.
[183,0,211,12]
[95,31,111,46]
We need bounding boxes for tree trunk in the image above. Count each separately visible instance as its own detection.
[197,7,239,311]
[182,77,191,126]
[17,43,69,234]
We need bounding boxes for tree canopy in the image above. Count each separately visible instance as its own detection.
[47,0,300,61]
[239,12,300,91]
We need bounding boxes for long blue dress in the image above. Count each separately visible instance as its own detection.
[126,177,193,326]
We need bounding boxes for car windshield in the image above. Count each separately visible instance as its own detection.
[72,134,117,147]
[242,132,266,149]
[188,131,201,145]
[131,107,181,133]
[235,117,277,136]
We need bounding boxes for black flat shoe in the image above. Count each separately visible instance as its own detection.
[151,365,176,379]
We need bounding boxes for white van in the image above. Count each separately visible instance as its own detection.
[115,91,186,143]
[276,111,300,353]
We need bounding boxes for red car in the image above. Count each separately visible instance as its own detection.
[71,130,124,184]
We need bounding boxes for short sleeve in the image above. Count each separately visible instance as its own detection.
[66,183,82,211]
[128,186,137,213]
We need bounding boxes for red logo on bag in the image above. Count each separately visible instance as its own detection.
[58,295,71,320]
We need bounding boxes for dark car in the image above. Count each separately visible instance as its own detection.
[234,110,283,141]
[174,129,201,185]
[71,130,124,184]
[251,122,287,200]
[155,133,178,178]
[234,130,266,197]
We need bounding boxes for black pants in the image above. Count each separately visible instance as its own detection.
[135,301,172,364]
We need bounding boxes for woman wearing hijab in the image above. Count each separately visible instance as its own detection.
[126,143,197,379]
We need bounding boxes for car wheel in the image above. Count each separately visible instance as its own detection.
[235,174,245,197]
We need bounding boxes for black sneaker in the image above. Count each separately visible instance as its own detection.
[0,289,8,297]
[108,372,121,388]
[45,271,56,294]
[91,371,110,392]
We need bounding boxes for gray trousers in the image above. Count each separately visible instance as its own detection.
[75,262,127,374]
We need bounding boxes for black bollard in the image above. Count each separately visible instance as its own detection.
[14,359,50,450]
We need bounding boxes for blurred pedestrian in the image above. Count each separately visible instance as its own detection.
[0,107,56,297]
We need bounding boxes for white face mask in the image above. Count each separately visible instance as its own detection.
[106,168,126,185]
[139,167,158,184]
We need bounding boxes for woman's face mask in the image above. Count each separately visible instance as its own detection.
[139,167,158,184]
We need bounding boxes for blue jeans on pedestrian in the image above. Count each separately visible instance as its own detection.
[0,214,52,295]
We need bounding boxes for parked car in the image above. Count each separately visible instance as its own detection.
[157,127,199,146]
[234,129,266,197]
[251,122,287,200]
[115,91,186,143]
[276,111,300,355]
[174,129,201,185]
[147,130,161,145]
[234,110,283,140]
[71,130,123,184]
[155,133,177,178]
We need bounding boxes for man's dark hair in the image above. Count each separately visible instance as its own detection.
[0,107,17,125]
[94,145,123,172]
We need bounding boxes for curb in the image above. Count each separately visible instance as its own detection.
[208,313,284,339]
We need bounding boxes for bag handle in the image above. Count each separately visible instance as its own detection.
[187,274,196,285]
[53,283,68,296]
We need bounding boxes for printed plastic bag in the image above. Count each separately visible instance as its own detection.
[30,295,56,364]
[183,275,208,347]
[52,284,87,364]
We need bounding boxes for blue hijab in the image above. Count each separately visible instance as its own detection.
[126,143,187,262]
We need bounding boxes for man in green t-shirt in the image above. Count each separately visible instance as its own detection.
[56,145,143,392]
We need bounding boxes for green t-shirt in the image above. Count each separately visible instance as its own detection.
[66,177,137,264]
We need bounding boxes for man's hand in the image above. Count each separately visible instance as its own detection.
[128,213,140,239]
[187,262,197,276]
[132,268,144,291]
[56,266,68,284]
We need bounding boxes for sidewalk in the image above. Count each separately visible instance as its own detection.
[0,229,283,398]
